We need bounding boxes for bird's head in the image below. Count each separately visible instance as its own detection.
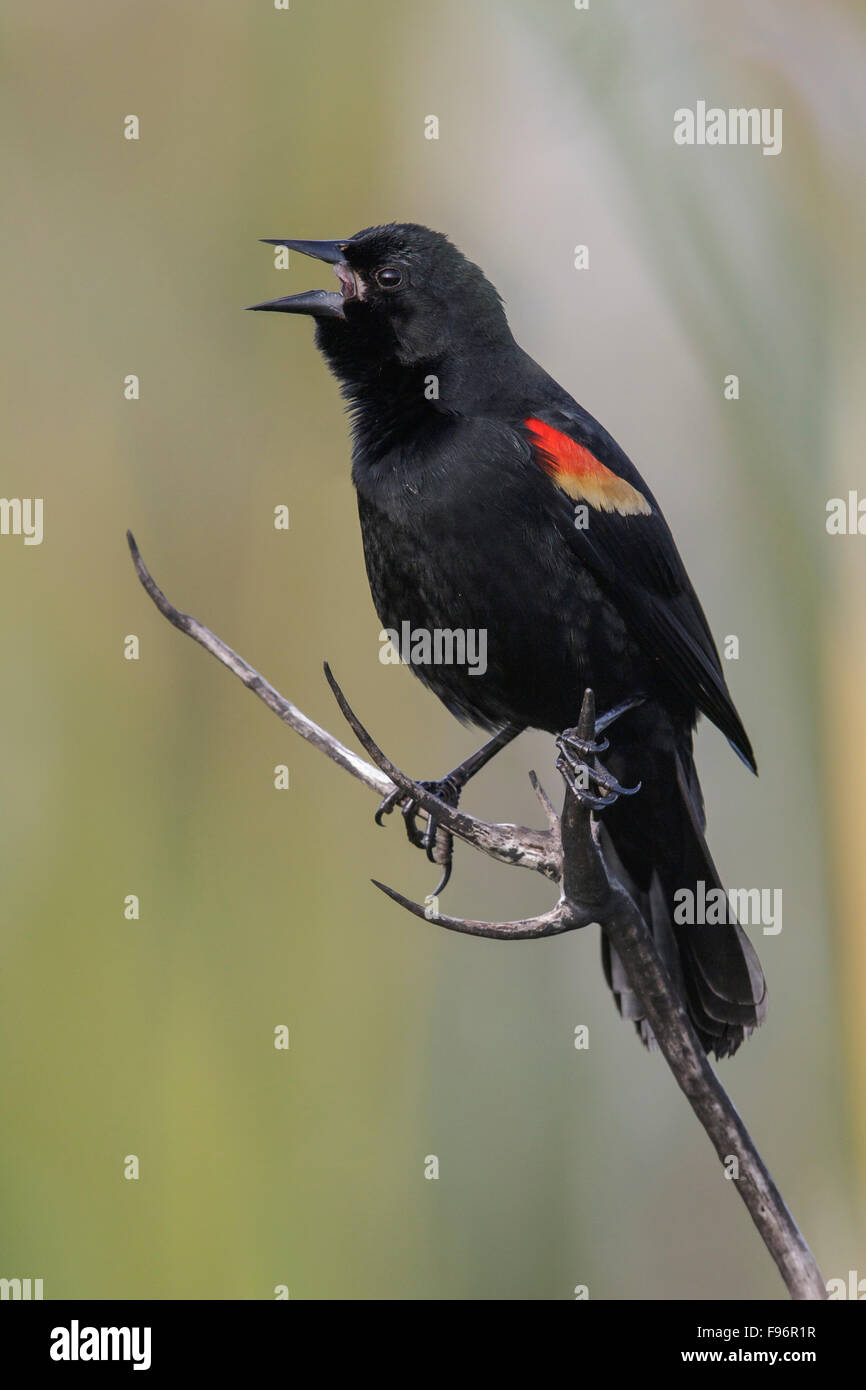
[248,222,513,378]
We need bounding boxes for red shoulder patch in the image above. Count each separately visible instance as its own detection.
[526,418,651,516]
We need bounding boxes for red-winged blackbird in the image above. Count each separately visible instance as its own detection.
[250,223,767,1058]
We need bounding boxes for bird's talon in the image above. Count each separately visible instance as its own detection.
[373,775,461,891]
[431,860,453,896]
[556,755,614,807]
[400,797,428,848]
[374,787,402,826]
[559,731,610,758]
[588,766,641,798]
[556,705,642,811]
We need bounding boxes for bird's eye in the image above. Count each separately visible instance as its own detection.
[375,266,403,289]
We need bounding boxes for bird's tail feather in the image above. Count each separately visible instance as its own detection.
[599,732,767,1059]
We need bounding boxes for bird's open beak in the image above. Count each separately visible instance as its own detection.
[247,238,356,318]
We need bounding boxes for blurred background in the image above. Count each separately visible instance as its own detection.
[2,0,864,1299]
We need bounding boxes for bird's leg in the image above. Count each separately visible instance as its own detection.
[375,723,524,893]
[556,696,644,811]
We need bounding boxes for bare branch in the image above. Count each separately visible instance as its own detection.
[555,692,827,1301]
[323,662,559,879]
[528,769,559,831]
[593,885,827,1300]
[127,532,826,1301]
[371,880,578,940]
[127,531,558,879]
[126,531,392,796]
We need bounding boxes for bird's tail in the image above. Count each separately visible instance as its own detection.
[598,711,767,1059]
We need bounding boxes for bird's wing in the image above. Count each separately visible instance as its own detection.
[522,409,756,771]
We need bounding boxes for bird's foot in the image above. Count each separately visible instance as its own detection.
[555,706,642,811]
[375,774,462,894]
[371,725,523,895]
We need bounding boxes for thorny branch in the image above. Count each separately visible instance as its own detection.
[126,531,827,1301]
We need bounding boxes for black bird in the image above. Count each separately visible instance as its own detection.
[249,223,767,1058]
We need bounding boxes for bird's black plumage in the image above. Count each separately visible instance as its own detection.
[252,222,767,1058]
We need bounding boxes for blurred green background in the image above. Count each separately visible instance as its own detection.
[2,0,864,1299]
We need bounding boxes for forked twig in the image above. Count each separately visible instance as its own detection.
[127,531,827,1301]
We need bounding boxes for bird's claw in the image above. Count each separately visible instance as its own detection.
[556,724,641,811]
[374,786,402,828]
[374,774,462,894]
[374,785,429,847]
